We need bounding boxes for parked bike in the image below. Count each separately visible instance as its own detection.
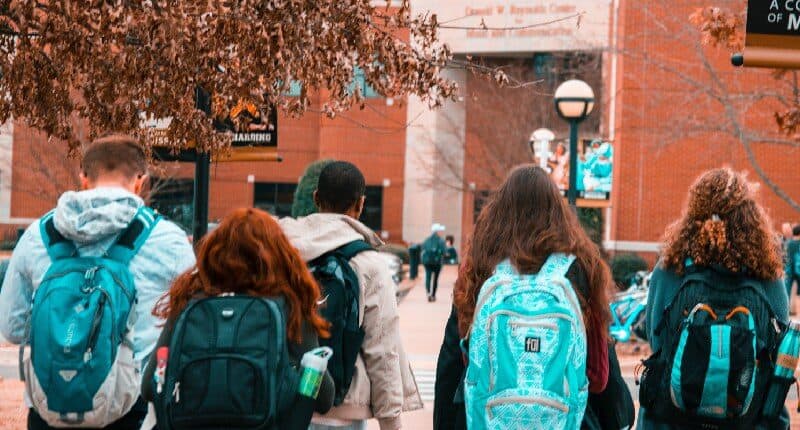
[609,270,649,343]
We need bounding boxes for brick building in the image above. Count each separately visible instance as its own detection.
[607,0,800,258]
[1,0,798,257]
[0,86,408,242]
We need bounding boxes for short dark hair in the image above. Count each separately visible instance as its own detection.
[82,134,147,181]
[793,224,800,237]
[316,161,366,213]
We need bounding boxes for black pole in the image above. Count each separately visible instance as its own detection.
[567,119,580,209]
[192,87,212,245]
[192,152,210,245]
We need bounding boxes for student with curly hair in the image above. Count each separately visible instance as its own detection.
[638,168,789,429]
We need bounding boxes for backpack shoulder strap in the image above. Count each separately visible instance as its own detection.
[106,206,161,264]
[39,210,77,261]
[335,240,373,261]
[535,253,577,281]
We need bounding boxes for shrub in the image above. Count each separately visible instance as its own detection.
[578,208,603,250]
[291,159,334,218]
[611,253,649,289]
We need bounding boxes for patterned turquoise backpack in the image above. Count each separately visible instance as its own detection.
[463,254,588,430]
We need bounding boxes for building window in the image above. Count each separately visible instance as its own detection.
[287,80,302,97]
[473,190,492,223]
[149,177,194,233]
[254,182,297,218]
[360,186,383,231]
[348,66,380,98]
[533,53,555,84]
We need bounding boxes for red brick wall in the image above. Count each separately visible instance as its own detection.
[6,94,408,242]
[10,125,81,220]
[611,0,800,254]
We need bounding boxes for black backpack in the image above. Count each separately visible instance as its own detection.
[638,268,783,429]
[154,296,299,430]
[308,240,373,405]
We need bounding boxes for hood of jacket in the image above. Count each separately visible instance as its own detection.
[279,213,383,261]
[53,187,143,244]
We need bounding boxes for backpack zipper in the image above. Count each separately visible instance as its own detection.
[172,382,180,403]
[83,293,107,362]
[486,310,572,391]
[485,396,569,420]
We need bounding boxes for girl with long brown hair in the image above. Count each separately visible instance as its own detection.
[638,168,789,429]
[453,165,626,428]
[141,208,334,427]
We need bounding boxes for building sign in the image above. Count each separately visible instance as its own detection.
[414,0,610,54]
[739,0,800,68]
[532,139,613,205]
[142,100,279,162]
[213,100,278,148]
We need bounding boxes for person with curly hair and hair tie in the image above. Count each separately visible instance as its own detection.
[638,168,789,429]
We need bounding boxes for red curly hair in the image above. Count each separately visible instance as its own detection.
[662,168,783,280]
[154,208,329,343]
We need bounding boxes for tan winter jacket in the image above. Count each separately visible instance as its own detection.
[279,213,423,430]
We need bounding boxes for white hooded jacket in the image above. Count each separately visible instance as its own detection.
[279,213,423,430]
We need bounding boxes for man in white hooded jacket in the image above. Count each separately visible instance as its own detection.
[279,161,422,430]
[0,135,195,429]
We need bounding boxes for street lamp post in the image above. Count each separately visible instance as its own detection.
[554,79,595,209]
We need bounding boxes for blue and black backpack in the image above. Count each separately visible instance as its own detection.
[23,207,158,427]
[639,266,784,429]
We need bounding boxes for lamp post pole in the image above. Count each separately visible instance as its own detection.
[192,86,211,245]
[553,79,594,211]
[566,119,579,208]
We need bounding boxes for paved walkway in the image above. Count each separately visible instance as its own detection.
[3,265,800,429]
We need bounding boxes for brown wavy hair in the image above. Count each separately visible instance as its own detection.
[454,165,612,337]
[661,168,782,280]
[154,208,329,342]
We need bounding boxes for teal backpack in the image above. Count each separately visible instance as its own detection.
[463,254,588,430]
[793,244,800,279]
[422,235,445,265]
[23,207,159,427]
[638,266,782,429]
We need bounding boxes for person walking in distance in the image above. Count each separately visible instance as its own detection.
[280,161,422,430]
[0,134,195,430]
[637,168,790,429]
[422,223,447,302]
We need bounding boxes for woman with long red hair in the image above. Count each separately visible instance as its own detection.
[142,208,334,428]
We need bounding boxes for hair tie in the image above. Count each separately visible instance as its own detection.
[712,214,721,222]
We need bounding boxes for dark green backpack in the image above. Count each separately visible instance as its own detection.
[154,296,298,430]
[308,240,373,405]
[422,235,445,265]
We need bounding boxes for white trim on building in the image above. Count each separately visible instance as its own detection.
[604,240,661,253]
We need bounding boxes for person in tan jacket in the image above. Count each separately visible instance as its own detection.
[279,161,422,430]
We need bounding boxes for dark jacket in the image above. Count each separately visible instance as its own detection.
[422,234,446,266]
[638,262,790,430]
[786,240,800,292]
[142,307,335,416]
[434,262,633,430]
